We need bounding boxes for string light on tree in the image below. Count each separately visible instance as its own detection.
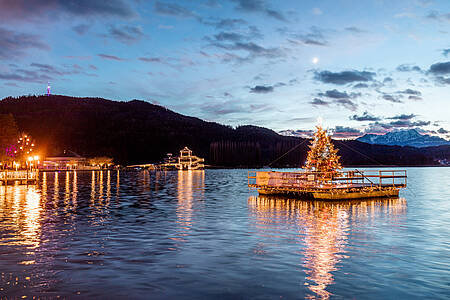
[16,133,35,163]
[303,124,342,178]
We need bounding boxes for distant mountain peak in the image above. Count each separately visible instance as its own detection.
[357,129,450,148]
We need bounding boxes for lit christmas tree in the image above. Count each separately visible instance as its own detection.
[304,125,342,177]
[15,133,35,164]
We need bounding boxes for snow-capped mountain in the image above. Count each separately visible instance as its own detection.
[357,129,450,148]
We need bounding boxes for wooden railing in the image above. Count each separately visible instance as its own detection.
[0,170,38,180]
[248,170,407,189]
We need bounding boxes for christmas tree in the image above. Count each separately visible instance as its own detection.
[304,125,342,177]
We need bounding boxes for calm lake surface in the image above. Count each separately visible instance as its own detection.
[0,168,449,299]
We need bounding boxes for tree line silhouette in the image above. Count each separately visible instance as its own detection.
[0,95,446,167]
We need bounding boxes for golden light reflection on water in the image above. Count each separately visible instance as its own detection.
[172,170,205,245]
[248,196,407,300]
[0,185,42,251]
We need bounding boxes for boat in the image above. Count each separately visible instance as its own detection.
[160,147,205,170]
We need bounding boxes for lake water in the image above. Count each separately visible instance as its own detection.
[0,168,449,299]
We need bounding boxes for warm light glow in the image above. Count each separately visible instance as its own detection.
[248,196,407,299]
[312,57,319,64]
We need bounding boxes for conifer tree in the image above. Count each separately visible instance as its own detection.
[304,125,342,176]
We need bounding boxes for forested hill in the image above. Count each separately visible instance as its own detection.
[0,95,445,166]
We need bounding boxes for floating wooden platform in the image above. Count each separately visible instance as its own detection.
[0,170,38,185]
[248,170,406,200]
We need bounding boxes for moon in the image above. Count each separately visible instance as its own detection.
[312,57,319,64]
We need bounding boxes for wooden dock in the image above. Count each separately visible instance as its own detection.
[248,170,407,200]
[0,170,38,185]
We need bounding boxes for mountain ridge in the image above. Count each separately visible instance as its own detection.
[357,129,450,148]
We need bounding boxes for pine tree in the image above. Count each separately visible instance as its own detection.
[304,125,342,177]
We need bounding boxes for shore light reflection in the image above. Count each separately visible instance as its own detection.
[0,185,42,250]
[174,170,205,244]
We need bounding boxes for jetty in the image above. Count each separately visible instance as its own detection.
[248,169,406,200]
[0,170,38,185]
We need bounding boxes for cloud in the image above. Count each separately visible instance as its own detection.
[332,126,363,138]
[0,0,134,21]
[408,95,423,100]
[210,41,283,62]
[73,24,91,35]
[205,25,281,63]
[334,99,358,111]
[205,25,262,43]
[200,99,271,116]
[231,0,286,21]
[353,83,369,89]
[396,64,422,72]
[438,128,449,134]
[249,85,274,93]
[203,0,221,8]
[318,89,360,99]
[388,114,416,120]
[314,70,376,85]
[201,18,247,29]
[139,57,163,63]
[383,77,393,83]
[201,101,244,115]
[366,118,431,132]
[316,89,360,110]
[350,111,380,121]
[428,61,450,75]
[443,49,450,57]
[0,62,85,83]
[0,27,49,60]
[279,129,314,138]
[154,1,197,18]
[289,26,329,46]
[0,70,51,83]
[98,54,125,61]
[428,61,450,85]
[310,98,329,106]
[388,120,430,127]
[212,31,247,42]
[426,11,450,22]
[397,88,421,96]
[345,26,365,33]
[107,25,144,44]
[382,94,403,103]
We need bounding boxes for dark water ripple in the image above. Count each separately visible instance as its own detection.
[0,168,449,299]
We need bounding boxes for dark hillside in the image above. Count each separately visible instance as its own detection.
[0,95,444,166]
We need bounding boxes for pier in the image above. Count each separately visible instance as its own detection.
[0,170,38,185]
[248,170,407,200]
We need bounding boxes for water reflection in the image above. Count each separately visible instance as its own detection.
[0,185,42,250]
[174,170,205,245]
[248,196,407,299]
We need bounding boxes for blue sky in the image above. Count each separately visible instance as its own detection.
[0,0,449,139]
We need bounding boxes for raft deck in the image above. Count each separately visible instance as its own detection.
[248,170,407,200]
